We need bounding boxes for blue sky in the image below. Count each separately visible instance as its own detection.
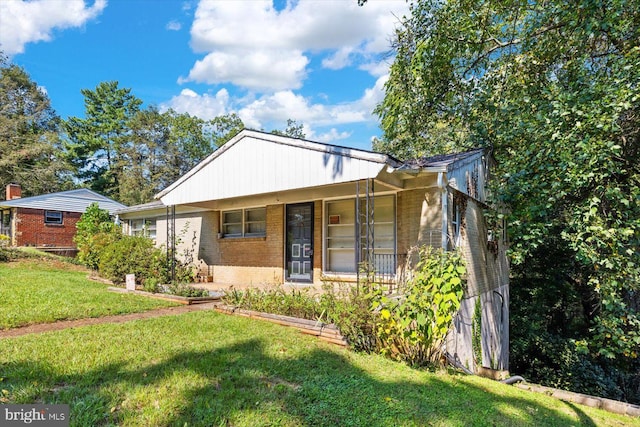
[0,0,410,150]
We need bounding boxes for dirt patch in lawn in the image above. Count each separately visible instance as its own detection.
[0,302,219,339]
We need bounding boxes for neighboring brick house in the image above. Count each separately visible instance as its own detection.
[0,185,126,251]
[116,129,510,372]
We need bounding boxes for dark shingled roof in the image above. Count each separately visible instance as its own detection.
[403,148,485,169]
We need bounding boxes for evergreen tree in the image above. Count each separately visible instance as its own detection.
[64,81,142,199]
[0,57,70,196]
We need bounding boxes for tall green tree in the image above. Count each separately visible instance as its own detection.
[271,119,306,139]
[118,108,224,205]
[376,0,639,402]
[118,107,169,205]
[0,57,70,196]
[209,112,244,146]
[64,81,142,199]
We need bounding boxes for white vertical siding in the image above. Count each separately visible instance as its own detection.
[447,153,488,203]
[160,134,388,206]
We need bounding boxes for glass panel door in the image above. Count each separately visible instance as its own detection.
[286,203,314,282]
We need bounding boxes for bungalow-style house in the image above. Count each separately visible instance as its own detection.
[0,184,126,254]
[116,129,509,372]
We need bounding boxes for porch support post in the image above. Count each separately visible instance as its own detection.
[355,180,360,286]
[438,172,449,250]
[166,205,176,283]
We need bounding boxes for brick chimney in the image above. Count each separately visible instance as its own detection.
[6,183,21,200]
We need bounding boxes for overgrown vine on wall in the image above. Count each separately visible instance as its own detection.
[472,298,482,368]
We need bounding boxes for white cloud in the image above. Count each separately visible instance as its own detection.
[359,75,389,113]
[161,88,230,120]
[0,0,106,56]
[166,20,182,31]
[322,46,355,70]
[162,75,387,144]
[312,128,352,144]
[182,0,409,91]
[181,49,309,91]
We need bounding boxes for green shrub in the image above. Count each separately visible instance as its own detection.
[224,286,322,319]
[223,283,378,352]
[221,247,466,367]
[142,276,162,293]
[98,236,167,286]
[370,247,466,366]
[166,283,209,297]
[319,282,377,352]
[75,203,121,269]
[511,331,633,402]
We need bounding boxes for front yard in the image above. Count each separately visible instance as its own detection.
[0,255,637,426]
[0,257,177,330]
[2,311,637,427]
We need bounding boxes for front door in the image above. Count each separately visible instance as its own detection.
[286,203,313,282]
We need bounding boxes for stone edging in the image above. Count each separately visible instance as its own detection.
[214,304,348,347]
[515,382,640,417]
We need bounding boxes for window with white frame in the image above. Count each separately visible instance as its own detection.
[44,210,63,225]
[222,207,266,237]
[325,195,395,273]
[129,218,157,239]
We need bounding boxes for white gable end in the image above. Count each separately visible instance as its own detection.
[159,131,391,206]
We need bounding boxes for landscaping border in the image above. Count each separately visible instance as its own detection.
[214,304,348,347]
[515,382,640,417]
[107,287,222,305]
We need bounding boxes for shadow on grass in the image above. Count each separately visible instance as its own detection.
[3,338,601,426]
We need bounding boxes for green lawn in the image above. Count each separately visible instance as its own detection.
[0,258,177,330]
[1,311,636,427]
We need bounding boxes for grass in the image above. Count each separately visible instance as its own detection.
[0,311,637,427]
[0,257,178,330]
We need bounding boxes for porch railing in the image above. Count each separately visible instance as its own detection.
[363,253,407,293]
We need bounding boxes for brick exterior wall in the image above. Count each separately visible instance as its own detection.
[215,204,284,267]
[196,202,326,285]
[15,208,81,247]
[396,188,442,256]
[201,204,283,285]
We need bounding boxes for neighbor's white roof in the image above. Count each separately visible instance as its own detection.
[0,188,126,214]
[157,129,401,206]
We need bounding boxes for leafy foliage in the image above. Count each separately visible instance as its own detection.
[223,282,377,353]
[0,61,71,196]
[64,79,244,205]
[98,235,167,286]
[271,119,306,139]
[319,282,378,352]
[376,0,639,401]
[370,247,466,366]
[74,203,121,270]
[224,248,465,365]
[224,287,323,319]
[118,108,222,205]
